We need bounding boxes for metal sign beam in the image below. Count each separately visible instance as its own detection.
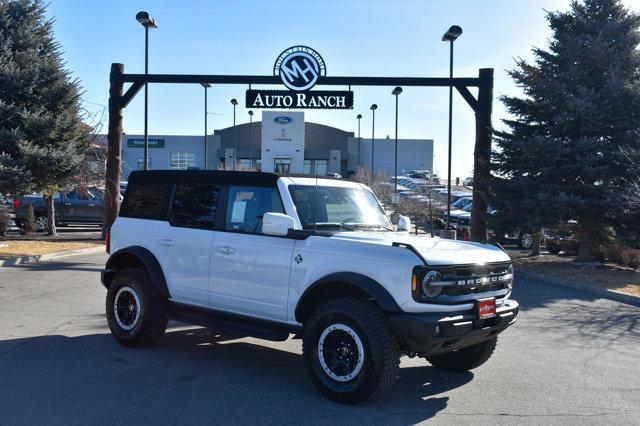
[112,72,485,88]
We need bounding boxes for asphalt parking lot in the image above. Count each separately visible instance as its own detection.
[1,253,639,424]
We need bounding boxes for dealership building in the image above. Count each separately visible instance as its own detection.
[116,111,433,179]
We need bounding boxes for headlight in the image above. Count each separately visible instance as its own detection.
[421,270,442,298]
[506,264,514,290]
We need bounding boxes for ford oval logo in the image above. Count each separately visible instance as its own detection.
[274,116,292,124]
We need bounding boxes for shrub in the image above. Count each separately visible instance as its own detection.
[23,204,36,236]
[606,243,629,265]
[0,210,10,236]
[628,253,640,270]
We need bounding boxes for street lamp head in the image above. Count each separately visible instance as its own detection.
[201,83,211,88]
[248,110,254,116]
[442,25,462,42]
[391,86,403,96]
[136,11,157,28]
[231,98,238,106]
[356,114,362,120]
[370,104,378,111]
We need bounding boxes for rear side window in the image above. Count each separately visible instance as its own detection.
[225,186,284,234]
[120,182,167,219]
[169,184,219,229]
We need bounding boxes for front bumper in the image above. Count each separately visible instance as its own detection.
[389,299,519,356]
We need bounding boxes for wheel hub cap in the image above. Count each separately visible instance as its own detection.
[317,324,364,382]
[114,286,141,331]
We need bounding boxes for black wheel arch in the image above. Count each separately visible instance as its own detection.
[102,246,170,299]
[295,272,401,324]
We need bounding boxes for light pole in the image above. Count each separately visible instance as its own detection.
[201,83,211,170]
[391,87,403,192]
[356,114,362,169]
[248,110,254,170]
[231,98,238,171]
[442,25,462,233]
[370,104,377,184]
[135,11,157,171]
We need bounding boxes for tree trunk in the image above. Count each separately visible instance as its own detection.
[44,194,56,235]
[530,229,542,256]
[576,228,597,262]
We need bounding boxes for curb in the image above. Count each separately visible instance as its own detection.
[0,246,105,267]
[517,270,640,308]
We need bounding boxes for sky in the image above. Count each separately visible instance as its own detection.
[46,0,640,178]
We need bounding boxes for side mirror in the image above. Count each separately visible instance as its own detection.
[262,212,295,236]
[398,215,411,232]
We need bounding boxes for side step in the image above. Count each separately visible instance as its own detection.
[168,302,301,342]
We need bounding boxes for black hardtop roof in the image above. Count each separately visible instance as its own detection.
[127,170,280,186]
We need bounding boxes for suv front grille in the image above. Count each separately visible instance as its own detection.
[413,262,512,303]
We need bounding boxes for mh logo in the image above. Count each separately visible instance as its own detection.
[274,46,326,91]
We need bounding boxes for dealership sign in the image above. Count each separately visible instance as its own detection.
[245,46,353,109]
[246,89,353,109]
[127,138,165,148]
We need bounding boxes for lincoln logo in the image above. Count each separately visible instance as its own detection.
[274,46,326,91]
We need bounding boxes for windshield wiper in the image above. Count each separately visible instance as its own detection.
[345,223,394,232]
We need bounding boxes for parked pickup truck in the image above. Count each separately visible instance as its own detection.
[14,189,105,231]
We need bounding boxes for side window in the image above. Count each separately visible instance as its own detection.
[225,186,284,234]
[169,183,219,229]
[120,182,167,219]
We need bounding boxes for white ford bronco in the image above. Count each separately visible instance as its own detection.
[102,170,518,404]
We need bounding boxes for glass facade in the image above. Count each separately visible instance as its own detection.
[170,152,195,170]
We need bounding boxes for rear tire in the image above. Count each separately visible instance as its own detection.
[547,244,561,255]
[106,267,168,348]
[427,336,498,372]
[302,298,401,404]
[518,232,533,249]
[35,215,47,232]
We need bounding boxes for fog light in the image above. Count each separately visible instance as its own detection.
[421,270,442,298]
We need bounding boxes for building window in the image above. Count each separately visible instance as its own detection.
[304,160,311,174]
[239,159,253,170]
[314,160,327,176]
[138,157,151,170]
[170,152,195,170]
[274,158,291,173]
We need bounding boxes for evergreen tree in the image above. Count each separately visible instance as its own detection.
[490,0,640,261]
[0,0,91,234]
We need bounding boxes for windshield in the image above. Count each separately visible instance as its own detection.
[289,185,391,231]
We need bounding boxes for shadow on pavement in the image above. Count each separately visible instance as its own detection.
[512,273,640,346]
[0,327,472,423]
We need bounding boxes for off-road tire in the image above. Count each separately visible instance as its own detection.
[106,267,168,348]
[427,336,498,372]
[302,297,401,404]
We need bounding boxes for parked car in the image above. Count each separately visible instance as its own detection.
[102,170,519,404]
[463,176,473,187]
[14,188,105,231]
[545,223,578,254]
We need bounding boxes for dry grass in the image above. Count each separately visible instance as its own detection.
[511,251,640,297]
[0,240,102,259]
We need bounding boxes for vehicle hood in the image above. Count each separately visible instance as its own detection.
[329,231,510,265]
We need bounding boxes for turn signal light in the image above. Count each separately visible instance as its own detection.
[105,228,110,254]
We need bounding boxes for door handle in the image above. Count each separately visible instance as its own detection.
[157,239,175,247]
[89,203,95,207]
[215,246,236,255]
[64,202,71,206]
